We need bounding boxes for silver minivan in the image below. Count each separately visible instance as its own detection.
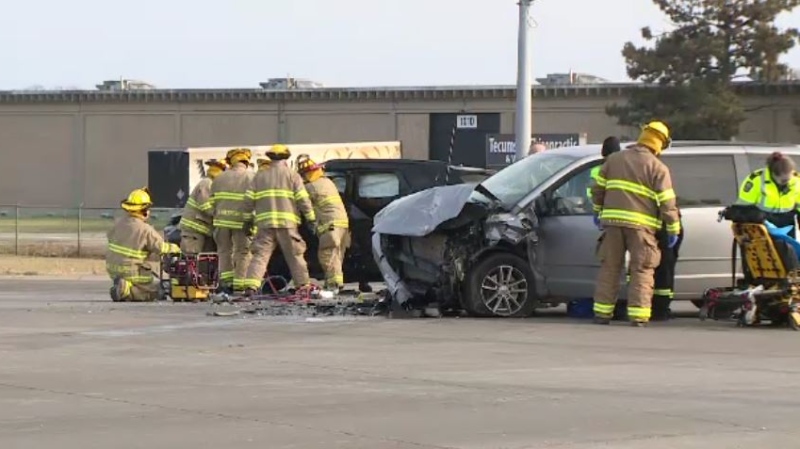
[373,141,800,317]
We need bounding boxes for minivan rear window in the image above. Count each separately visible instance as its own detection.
[661,155,738,207]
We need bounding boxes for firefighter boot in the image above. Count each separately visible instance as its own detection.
[110,277,131,302]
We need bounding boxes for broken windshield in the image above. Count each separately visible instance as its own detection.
[477,152,580,207]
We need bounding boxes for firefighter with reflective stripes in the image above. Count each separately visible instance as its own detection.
[586,136,621,201]
[737,152,800,238]
[590,121,681,326]
[297,155,351,291]
[242,145,317,296]
[206,148,255,293]
[106,187,180,301]
[178,159,227,253]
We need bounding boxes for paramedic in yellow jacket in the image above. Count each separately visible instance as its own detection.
[297,155,351,291]
[178,159,227,253]
[106,187,180,301]
[206,148,255,293]
[242,144,317,296]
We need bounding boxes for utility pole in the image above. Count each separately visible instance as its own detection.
[514,0,534,162]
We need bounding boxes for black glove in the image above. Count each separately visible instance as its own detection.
[305,221,317,236]
[243,221,255,237]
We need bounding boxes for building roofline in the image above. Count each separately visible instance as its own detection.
[0,81,799,104]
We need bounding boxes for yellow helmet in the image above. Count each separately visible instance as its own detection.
[296,154,322,175]
[266,144,291,159]
[225,147,252,165]
[638,121,671,155]
[205,159,228,170]
[121,187,152,212]
[256,158,271,169]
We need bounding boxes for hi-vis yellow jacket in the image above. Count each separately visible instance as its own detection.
[738,168,800,214]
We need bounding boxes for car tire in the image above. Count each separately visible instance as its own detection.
[462,252,537,318]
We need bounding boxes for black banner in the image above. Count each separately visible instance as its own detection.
[485,133,583,168]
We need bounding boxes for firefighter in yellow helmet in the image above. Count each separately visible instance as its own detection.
[106,187,180,301]
[256,158,271,171]
[296,155,351,291]
[590,121,681,326]
[203,148,255,293]
[178,159,227,254]
[242,144,317,296]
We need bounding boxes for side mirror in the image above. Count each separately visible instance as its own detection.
[534,195,550,215]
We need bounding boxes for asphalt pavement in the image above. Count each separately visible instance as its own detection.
[1,277,799,448]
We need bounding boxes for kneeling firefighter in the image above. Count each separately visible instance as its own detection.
[242,144,317,296]
[178,159,228,253]
[106,187,180,301]
[297,155,351,291]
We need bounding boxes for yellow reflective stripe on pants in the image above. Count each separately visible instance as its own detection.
[654,289,673,298]
[252,189,294,200]
[318,220,349,233]
[180,217,211,235]
[243,278,263,290]
[593,302,615,317]
[108,243,147,260]
[128,275,153,284]
[220,271,234,282]
[326,275,344,285]
[600,209,661,229]
[627,306,651,320]
[232,279,247,290]
[255,211,301,224]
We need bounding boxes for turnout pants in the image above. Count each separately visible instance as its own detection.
[180,229,217,254]
[651,229,681,319]
[244,227,310,290]
[593,226,661,322]
[214,227,252,291]
[107,261,159,302]
[318,226,351,288]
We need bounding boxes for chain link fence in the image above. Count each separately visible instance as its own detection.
[0,205,180,258]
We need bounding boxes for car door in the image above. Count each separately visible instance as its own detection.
[348,170,407,282]
[659,153,740,299]
[536,161,608,300]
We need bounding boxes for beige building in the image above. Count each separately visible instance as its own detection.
[1,82,799,208]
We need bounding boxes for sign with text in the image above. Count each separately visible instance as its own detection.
[456,114,478,129]
[485,133,586,168]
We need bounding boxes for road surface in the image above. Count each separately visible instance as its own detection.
[1,278,799,448]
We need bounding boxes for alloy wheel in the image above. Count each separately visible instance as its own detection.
[480,264,529,317]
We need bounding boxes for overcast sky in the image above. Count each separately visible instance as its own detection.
[3,0,800,89]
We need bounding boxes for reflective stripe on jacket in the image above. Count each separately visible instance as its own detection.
[106,215,173,282]
[206,164,254,229]
[590,145,681,234]
[244,161,316,228]
[306,176,348,233]
[737,169,800,214]
[179,177,213,236]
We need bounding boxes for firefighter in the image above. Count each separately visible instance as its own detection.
[737,152,800,238]
[242,144,317,296]
[650,210,685,320]
[206,148,255,293]
[256,158,271,171]
[106,187,180,302]
[178,159,227,254]
[296,155,351,291]
[590,121,681,327]
[586,136,621,200]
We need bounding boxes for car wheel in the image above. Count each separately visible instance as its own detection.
[462,252,537,318]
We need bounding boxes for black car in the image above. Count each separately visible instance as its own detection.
[164,159,494,290]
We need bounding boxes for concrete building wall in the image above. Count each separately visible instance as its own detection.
[0,83,799,208]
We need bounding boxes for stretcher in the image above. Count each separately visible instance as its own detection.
[159,253,220,302]
[699,205,800,330]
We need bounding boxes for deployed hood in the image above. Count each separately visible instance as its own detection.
[372,184,477,237]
